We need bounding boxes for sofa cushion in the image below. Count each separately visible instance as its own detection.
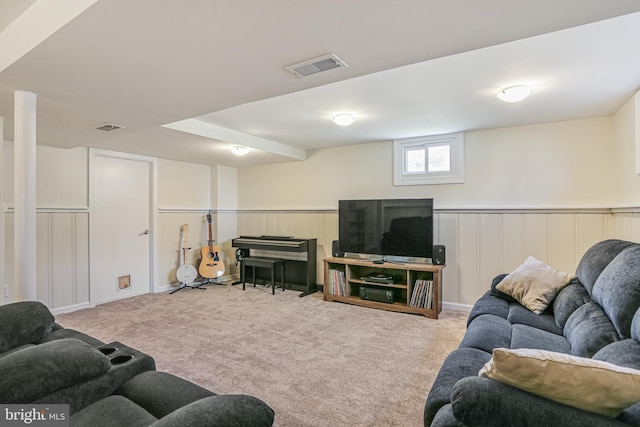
[564,302,620,357]
[591,245,640,339]
[459,314,512,352]
[0,301,55,353]
[0,344,35,360]
[593,340,640,371]
[495,256,575,314]
[466,292,509,327]
[575,239,637,296]
[507,304,563,335]
[429,403,457,427]
[618,403,640,426]
[70,395,158,427]
[36,341,157,414]
[0,338,111,403]
[633,309,640,342]
[37,327,106,347]
[553,281,592,329]
[423,347,492,427]
[451,376,628,427]
[479,348,640,417]
[150,395,275,427]
[510,324,570,353]
[116,371,215,419]
[488,274,517,303]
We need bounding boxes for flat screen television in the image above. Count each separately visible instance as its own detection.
[338,198,434,262]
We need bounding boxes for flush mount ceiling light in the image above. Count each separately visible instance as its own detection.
[497,85,532,103]
[332,113,356,126]
[231,146,250,156]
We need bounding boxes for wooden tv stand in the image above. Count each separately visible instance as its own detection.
[323,257,445,318]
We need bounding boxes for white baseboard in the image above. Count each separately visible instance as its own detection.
[91,290,150,307]
[154,284,174,293]
[442,301,472,312]
[50,301,93,315]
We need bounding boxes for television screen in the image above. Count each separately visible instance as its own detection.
[338,198,433,260]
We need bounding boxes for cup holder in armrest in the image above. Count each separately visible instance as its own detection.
[110,354,134,365]
[99,346,118,356]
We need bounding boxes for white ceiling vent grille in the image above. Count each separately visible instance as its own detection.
[285,53,348,78]
[95,123,125,131]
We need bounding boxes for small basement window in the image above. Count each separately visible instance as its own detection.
[393,132,464,185]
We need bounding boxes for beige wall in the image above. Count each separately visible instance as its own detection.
[234,114,639,307]
[462,119,615,207]
[2,108,640,311]
[215,165,237,210]
[3,144,88,208]
[2,151,221,309]
[613,91,640,205]
[157,158,211,210]
[609,90,640,245]
[237,117,617,209]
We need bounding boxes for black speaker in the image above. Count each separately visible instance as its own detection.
[332,240,344,257]
[433,245,446,265]
[235,248,248,262]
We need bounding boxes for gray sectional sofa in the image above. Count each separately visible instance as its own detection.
[0,300,274,426]
[425,239,640,427]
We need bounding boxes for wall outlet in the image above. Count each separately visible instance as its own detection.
[3,284,8,298]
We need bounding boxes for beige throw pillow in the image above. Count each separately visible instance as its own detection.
[495,256,575,314]
[479,348,640,417]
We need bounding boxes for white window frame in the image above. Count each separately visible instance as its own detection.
[393,132,465,186]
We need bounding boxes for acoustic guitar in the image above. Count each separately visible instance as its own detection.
[176,224,198,284]
[199,213,225,278]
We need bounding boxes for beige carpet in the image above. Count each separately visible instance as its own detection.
[55,283,467,427]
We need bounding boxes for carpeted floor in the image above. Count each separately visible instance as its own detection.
[55,283,467,427]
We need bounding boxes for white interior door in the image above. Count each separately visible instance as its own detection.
[91,151,154,304]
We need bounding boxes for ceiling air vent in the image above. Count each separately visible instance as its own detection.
[285,53,348,78]
[95,123,125,131]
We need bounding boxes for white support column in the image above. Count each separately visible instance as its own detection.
[0,116,4,303]
[14,91,37,301]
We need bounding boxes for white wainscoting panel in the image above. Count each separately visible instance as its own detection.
[235,210,337,285]
[5,211,89,311]
[234,209,633,308]
[445,211,611,306]
[610,211,640,242]
[3,208,639,311]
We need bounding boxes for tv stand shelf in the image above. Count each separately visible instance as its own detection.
[323,257,445,318]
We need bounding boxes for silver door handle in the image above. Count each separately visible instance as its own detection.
[139,229,149,236]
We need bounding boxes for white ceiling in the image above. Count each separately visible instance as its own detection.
[1,1,640,167]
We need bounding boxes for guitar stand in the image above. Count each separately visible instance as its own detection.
[194,278,225,288]
[170,281,206,294]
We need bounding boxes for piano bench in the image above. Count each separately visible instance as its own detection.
[242,257,285,295]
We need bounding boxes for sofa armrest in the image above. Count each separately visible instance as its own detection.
[37,327,105,347]
[0,301,55,353]
[0,338,110,403]
[451,377,628,427]
[150,395,275,427]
